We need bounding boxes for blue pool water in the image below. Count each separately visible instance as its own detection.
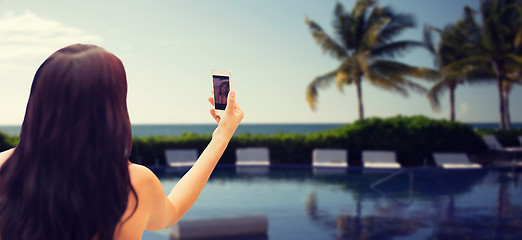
[143,167,522,240]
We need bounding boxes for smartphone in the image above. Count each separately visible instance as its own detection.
[211,69,231,116]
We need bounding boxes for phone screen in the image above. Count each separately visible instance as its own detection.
[212,75,230,110]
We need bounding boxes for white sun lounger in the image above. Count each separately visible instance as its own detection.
[236,147,270,166]
[165,149,198,167]
[362,150,401,168]
[312,149,348,174]
[312,149,348,168]
[482,135,522,153]
[433,152,481,169]
[236,148,270,174]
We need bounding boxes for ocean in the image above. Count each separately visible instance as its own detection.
[0,123,521,137]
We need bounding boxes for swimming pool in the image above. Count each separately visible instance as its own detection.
[143,167,522,240]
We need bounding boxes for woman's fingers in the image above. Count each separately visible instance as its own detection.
[208,97,215,107]
[209,89,219,122]
[224,90,235,113]
[209,89,243,125]
[224,90,244,121]
[209,108,220,123]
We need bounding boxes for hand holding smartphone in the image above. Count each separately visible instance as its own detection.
[211,70,231,116]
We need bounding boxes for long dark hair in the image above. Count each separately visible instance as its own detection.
[0,44,137,240]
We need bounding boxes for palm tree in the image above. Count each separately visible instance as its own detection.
[445,0,522,129]
[305,0,434,120]
[424,7,494,121]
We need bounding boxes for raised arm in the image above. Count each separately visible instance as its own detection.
[145,90,243,230]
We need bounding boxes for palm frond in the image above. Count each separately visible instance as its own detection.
[378,12,416,43]
[365,71,408,96]
[442,56,489,73]
[480,3,514,50]
[366,5,393,24]
[366,61,432,96]
[409,67,441,81]
[351,52,369,77]
[371,60,440,81]
[332,3,354,50]
[334,1,346,18]
[480,0,496,22]
[370,40,424,58]
[306,70,337,110]
[506,53,522,65]
[360,20,385,50]
[500,2,522,24]
[423,24,446,69]
[353,1,377,50]
[505,54,522,80]
[365,4,389,32]
[427,80,450,111]
[463,67,497,84]
[364,5,395,48]
[516,26,522,48]
[402,79,428,94]
[352,0,376,19]
[305,16,347,60]
[422,24,437,54]
[335,71,350,93]
[335,59,358,92]
[462,5,476,20]
[455,6,481,45]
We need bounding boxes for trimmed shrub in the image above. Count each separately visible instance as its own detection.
[130,115,488,167]
[331,115,487,166]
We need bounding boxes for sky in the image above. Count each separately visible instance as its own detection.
[0,0,521,125]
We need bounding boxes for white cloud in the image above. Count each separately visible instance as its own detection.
[0,10,102,60]
[0,10,104,124]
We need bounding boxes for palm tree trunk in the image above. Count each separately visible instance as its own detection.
[494,62,506,130]
[503,87,511,130]
[449,83,456,122]
[355,77,364,120]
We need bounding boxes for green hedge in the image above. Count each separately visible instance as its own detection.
[129,115,491,167]
[1,115,521,167]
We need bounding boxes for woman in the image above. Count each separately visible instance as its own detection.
[0,44,243,240]
[217,82,230,104]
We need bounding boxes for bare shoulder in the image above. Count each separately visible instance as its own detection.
[128,164,166,200]
[126,164,168,225]
[117,164,164,240]
[0,148,15,168]
[128,164,160,186]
